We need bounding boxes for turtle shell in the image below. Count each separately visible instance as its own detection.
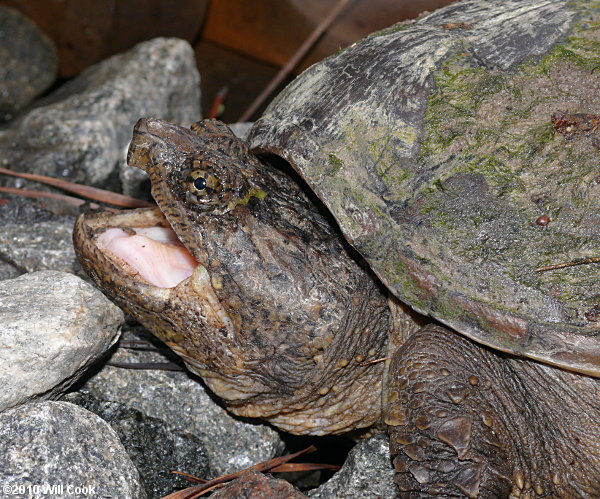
[248,0,600,375]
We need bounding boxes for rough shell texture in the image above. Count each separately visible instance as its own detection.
[249,0,600,375]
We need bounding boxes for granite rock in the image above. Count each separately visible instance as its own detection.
[0,6,58,121]
[0,401,146,498]
[0,37,201,193]
[0,219,79,275]
[0,260,20,281]
[228,121,254,140]
[308,433,396,499]
[0,271,123,412]
[64,391,211,497]
[0,196,85,278]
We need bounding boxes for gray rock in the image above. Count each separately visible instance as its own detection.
[77,327,285,478]
[0,271,123,412]
[64,391,211,498]
[0,6,57,121]
[120,153,152,198]
[0,401,146,498]
[308,433,396,499]
[0,260,20,281]
[0,220,79,275]
[0,196,84,278]
[0,37,201,191]
[228,121,254,140]
[0,194,62,225]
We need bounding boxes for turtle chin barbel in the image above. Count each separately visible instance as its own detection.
[74,1,600,496]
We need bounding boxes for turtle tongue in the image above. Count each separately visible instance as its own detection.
[97,227,198,288]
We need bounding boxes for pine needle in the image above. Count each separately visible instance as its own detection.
[0,166,153,208]
[535,257,600,272]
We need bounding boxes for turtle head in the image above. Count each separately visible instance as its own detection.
[74,118,394,435]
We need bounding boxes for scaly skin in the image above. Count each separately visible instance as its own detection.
[386,325,600,498]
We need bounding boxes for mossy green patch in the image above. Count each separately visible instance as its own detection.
[419,16,600,206]
[318,110,419,201]
[389,255,432,312]
[535,41,600,74]
[228,187,268,211]
[326,153,344,176]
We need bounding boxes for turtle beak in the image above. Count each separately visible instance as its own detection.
[127,118,201,176]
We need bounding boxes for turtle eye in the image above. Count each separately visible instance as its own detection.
[179,155,235,214]
[189,169,223,197]
[193,176,207,190]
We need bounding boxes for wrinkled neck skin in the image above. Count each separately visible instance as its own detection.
[74,118,394,435]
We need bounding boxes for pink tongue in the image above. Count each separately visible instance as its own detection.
[98,228,198,288]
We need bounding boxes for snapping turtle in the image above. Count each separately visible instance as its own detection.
[73,0,600,497]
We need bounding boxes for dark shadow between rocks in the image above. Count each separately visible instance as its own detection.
[276,432,356,492]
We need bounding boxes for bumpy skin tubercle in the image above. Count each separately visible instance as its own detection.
[74,119,409,435]
[386,325,600,498]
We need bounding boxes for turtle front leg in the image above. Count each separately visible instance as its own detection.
[384,324,600,498]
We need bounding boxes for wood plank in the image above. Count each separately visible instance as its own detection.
[203,0,458,70]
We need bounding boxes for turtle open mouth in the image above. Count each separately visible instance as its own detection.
[74,207,200,291]
[97,224,198,289]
